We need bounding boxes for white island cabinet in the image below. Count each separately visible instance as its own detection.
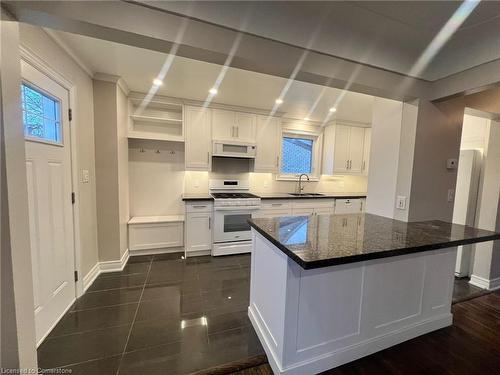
[248,214,499,375]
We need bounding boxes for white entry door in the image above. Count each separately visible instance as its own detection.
[21,60,76,345]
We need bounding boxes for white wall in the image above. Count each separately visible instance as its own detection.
[365,98,403,218]
[471,120,500,287]
[116,86,129,257]
[129,140,185,216]
[19,24,99,277]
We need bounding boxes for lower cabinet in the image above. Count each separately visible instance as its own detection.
[334,198,364,213]
[291,199,336,216]
[185,201,213,257]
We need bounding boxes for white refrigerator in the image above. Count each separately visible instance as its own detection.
[452,149,482,277]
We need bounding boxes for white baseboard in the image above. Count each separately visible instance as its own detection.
[470,274,500,290]
[82,262,100,293]
[129,246,184,256]
[100,249,130,273]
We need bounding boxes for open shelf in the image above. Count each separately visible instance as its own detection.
[128,131,184,143]
[130,114,182,125]
[128,215,185,224]
[128,92,184,143]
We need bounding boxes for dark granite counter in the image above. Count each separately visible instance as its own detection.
[182,195,213,201]
[248,213,500,269]
[255,192,366,200]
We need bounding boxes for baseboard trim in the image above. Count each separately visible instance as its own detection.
[100,249,130,273]
[82,263,100,293]
[129,247,184,256]
[470,274,500,290]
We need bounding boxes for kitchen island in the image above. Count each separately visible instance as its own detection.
[247,213,500,375]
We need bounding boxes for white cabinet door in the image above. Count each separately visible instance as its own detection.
[185,212,212,253]
[348,127,365,174]
[362,128,371,175]
[292,207,315,216]
[212,108,235,141]
[255,115,280,172]
[333,125,350,173]
[185,106,211,170]
[235,112,256,142]
[335,198,363,213]
[314,207,333,215]
[254,208,291,218]
[322,125,335,175]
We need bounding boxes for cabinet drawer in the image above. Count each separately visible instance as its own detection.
[186,201,213,213]
[260,200,292,210]
[129,222,183,251]
[335,198,362,214]
[292,199,335,209]
[255,208,292,218]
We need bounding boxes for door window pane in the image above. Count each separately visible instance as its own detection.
[224,214,251,232]
[281,137,313,174]
[21,83,62,144]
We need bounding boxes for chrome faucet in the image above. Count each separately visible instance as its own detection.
[298,174,310,194]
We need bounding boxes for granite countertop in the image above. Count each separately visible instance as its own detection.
[248,213,500,269]
[256,192,367,200]
[182,192,367,201]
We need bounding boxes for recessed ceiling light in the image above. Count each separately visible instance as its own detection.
[329,107,337,113]
[153,78,163,86]
[275,98,283,105]
[209,88,218,95]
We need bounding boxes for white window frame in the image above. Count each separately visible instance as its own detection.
[277,130,322,181]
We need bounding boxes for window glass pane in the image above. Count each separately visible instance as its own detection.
[21,83,62,144]
[281,137,313,174]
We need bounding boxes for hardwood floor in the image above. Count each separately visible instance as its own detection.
[234,291,500,375]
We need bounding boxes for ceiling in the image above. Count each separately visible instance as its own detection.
[139,0,500,81]
[52,30,374,123]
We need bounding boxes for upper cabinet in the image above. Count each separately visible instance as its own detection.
[184,105,212,171]
[212,109,256,143]
[322,124,371,175]
[254,115,281,173]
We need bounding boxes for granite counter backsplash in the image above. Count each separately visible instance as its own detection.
[248,213,500,269]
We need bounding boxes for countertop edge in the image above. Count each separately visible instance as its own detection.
[248,220,500,270]
[258,194,367,200]
[182,197,214,201]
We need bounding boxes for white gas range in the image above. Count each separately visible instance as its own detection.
[210,179,261,256]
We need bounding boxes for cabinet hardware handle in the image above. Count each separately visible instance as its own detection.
[193,205,207,208]
[346,160,349,169]
[208,217,211,229]
[231,126,234,137]
[236,126,239,138]
[362,161,366,171]
[207,151,210,163]
[271,203,282,206]
[276,156,279,167]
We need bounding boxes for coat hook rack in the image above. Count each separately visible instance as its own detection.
[139,147,145,153]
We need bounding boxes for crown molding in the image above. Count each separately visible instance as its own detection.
[93,73,130,95]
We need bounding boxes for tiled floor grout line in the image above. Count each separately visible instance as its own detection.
[115,257,154,375]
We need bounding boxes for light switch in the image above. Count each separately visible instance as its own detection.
[81,169,90,183]
[396,196,406,210]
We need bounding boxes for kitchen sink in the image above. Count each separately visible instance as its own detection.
[288,193,325,197]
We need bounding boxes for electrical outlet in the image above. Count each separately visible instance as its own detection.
[447,189,455,202]
[396,196,406,210]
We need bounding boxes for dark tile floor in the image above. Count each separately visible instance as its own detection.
[38,253,263,375]
[38,253,483,374]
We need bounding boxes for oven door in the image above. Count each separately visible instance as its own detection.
[213,207,258,243]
